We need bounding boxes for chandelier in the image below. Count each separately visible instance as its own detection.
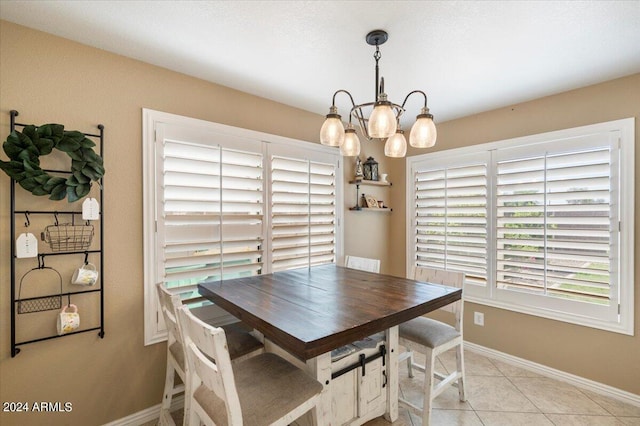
[320,30,437,158]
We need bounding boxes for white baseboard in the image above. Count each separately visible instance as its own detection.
[464,341,640,408]
[102,395,184,426]
[105,343,639,425]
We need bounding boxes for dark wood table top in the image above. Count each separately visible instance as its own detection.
[198,264,462,360]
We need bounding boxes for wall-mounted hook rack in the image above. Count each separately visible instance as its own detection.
[9,110,106,357]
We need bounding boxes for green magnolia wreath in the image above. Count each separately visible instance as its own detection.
[0,123,105,202]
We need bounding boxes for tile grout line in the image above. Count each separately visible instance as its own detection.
[400,349,633,425]
[574,385,618,417]
[398,380,418,426]
[475,352,563,425]
[473,351,625,424]
[499,371,546,415]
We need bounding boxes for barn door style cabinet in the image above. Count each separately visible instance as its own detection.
[330,334,388,425]
[7,110,105,357]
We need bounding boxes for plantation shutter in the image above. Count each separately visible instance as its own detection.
[144,110,347,344]
[271,155,337,272]
[413,160,488,286]
[405,119,631,333]
[157,123,263,300]
[495,136,616,306]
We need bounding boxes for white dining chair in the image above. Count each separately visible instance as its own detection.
[398,267,466,426]
[176,304,325,426]
[155,283,264,426]
[345,255,381,273]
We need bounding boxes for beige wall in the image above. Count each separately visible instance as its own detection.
[0,21,386,425]
[0,21,399,425]
[342,141,400,275]
[0,19,638,426]
[388,72,640,395]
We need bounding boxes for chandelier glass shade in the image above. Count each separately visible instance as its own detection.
[367,96,397,139]
[409,107,438,148]
[319,106,344,147]
[320,30,437,157]
[340,124,361,156]
[384,128,407,158]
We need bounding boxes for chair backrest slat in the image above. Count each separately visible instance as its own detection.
[345,255,381,273]
[413,267,465,331]
[156,283,183,344]
[177,305,244,425]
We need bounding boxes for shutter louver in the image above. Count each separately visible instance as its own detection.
[145,111,346,344]
[414,163,488,285]
[161,139,263,296]
[271,156,336,271]
[406,120,631,333]
[496,147,612,305]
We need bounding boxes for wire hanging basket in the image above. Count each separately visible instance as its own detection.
[43,223,94,251]
[17,266,63,314]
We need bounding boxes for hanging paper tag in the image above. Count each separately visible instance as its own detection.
[16,233,38,258]
[82,198,100,221]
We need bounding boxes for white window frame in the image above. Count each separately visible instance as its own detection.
[406,118,634,335]
[143,109,343,345]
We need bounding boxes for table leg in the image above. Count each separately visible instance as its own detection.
[385,325,399,422]
[306,352,332,426]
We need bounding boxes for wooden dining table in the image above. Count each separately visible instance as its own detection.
[198,264,462,425]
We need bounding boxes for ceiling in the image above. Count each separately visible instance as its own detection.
[2,1,640,127]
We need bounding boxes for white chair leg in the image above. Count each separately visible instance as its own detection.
[182,379,191,426]
[456,344,466,402]
[407,350,414,378]
[187,407,202,426]
[159,364,176,426]
[310,403,323,426]
[422,349,435,426]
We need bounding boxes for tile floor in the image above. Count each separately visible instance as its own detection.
[371,348,640,426]
[161,347,640,426]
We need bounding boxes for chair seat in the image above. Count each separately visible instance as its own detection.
[170,322,262,371]
[221,321,264,360]
[399,316,460,349]
[194,352,323,426]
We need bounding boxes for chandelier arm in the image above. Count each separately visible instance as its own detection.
[400,90,428,110]
[392,104,406,121]
[331,89,358,110]
[351,106,368,139]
